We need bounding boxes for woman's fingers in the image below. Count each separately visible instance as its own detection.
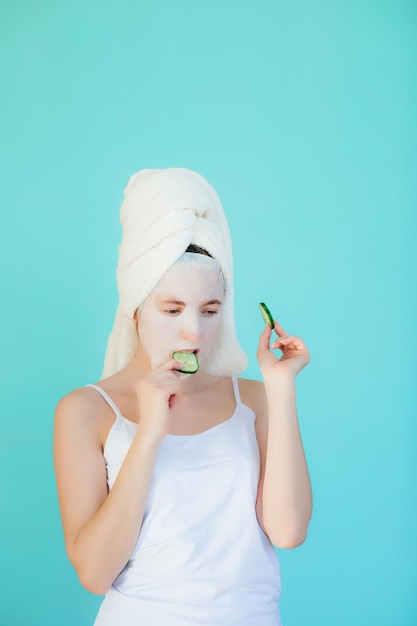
[258,320,306,358]
[258,321,291,353]
[257,324,274,353]
[136,359,183,400]
[152,358,185,373]
[271,335,302,350]
[273,320,288,337]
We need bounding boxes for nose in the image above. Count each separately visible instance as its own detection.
[180,312,202,344]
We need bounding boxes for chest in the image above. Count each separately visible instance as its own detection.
[165,391,236,435]
[108,383,237,437]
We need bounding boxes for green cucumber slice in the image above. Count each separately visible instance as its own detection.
[172,351,200,374]
[258,302,274,328]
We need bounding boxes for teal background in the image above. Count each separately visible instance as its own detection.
[1,1,416,625]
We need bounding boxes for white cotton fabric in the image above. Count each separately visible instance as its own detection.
[87,380,281,626]
[102,168,248,379]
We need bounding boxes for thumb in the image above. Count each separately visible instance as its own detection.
[257,325,272,358]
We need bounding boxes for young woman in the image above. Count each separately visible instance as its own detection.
[54,168,312,625]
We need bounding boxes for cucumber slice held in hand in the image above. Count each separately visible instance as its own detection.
[258,302,274,329]
[172,351,200,374]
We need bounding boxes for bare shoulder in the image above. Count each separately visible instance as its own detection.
[55,386,99,423]
[237,377,268,420]
[54,386,112,444]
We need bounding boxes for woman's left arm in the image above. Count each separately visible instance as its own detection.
[255,320,313,549]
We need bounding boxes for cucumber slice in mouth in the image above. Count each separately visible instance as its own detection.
[258,302,274,328]
[172,351,200,374]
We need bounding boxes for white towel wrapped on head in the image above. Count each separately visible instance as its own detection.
[101,167,248,379]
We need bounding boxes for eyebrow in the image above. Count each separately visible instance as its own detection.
[159,299,222,306]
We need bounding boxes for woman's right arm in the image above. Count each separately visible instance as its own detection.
[53,361,181,595]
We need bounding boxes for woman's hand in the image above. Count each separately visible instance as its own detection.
[135,359,182,441]
[256,320,311,383]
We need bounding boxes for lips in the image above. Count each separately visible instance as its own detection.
[174,348,200,354]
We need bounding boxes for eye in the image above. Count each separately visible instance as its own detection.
[164,308,181,315]
[202,309,219,317]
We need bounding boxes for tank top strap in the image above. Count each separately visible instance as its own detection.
[231,376,242,405]
[84,384,121,418]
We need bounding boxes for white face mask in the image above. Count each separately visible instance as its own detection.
[137,253,225,371]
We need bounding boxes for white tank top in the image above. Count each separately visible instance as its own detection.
[87,378,281,626]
